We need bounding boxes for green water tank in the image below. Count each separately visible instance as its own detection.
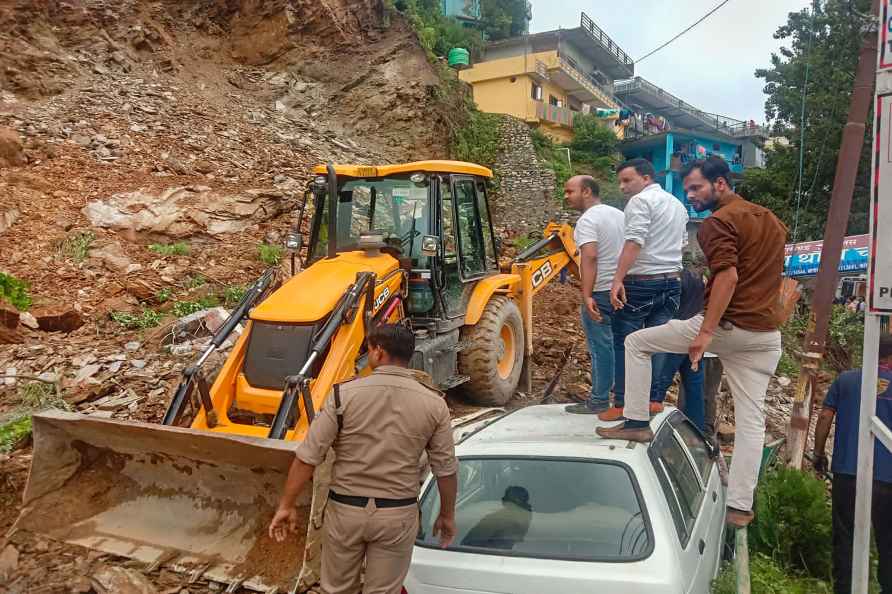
[448,47,470,69]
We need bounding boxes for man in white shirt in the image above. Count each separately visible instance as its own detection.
[564,175,625,414]
[600,158,689,422]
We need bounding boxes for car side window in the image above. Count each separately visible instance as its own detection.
[651,428,705,544]
[673,419,713,483]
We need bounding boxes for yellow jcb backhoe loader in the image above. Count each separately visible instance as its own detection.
[14,161,580,592]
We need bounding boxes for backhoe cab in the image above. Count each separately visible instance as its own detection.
[14,161,580,593]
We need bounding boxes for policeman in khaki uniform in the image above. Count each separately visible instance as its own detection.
[269,323,458,594]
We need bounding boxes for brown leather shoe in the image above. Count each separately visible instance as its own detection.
[649,402,664,414]
[596,423,654,442]
[598,406,625,421]
[725,507,754,528]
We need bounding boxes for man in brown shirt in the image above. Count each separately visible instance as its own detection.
[269,323,458,594]
[597,156,786,527]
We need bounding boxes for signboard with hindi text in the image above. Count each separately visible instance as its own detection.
[784,234,870,278]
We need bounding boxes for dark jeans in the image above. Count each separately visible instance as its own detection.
[832,473,892,594]
[613,277,681,407]
[652,352,705,430]
[580,291,615,407]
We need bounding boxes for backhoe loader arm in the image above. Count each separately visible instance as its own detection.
[507,222,579,393]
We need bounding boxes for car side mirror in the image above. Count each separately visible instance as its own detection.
[285,232,303,251]
[421,235,439,257]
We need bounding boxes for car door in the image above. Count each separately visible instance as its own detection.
[649,416,714,594]
[671,416,725,590]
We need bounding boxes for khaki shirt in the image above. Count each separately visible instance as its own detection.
[295,365,458,499]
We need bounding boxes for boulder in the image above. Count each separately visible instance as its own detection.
[88,241,142,274]
[32,305,85,333]
[0,208,20,234]
[0,303,19,329]
[82,186,295,238]
[0,127,26,168]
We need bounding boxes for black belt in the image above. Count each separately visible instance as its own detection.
[625,272,681,281]
[329,491,417,508]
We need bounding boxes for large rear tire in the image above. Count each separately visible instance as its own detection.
[459,296,525,406]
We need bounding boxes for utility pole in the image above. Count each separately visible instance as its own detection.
[787,0,880,468]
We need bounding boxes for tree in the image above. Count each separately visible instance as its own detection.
[739,0,873,242]
[478,0,531,41]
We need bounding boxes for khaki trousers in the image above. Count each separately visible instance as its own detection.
[622,315,781,511]
[321,499,419,594]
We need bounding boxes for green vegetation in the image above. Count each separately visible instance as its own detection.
[258,243,284,266]
[149,242,190,257]
[780,305,864,375]
[110,309,162,329]
[223,285,247,307]
[531,116,623,205]
[712,554,832,594]
[184,274,207,289]
[392,0,529,59]
[155,288,173,303]
[740,0,872,241]
[0,415,32,453]
[451,110,502,171]
[0,271,31,310]
[60,230,95,262]
[171,296,219,318]
[19,381,58,409]
[749,466,833,578]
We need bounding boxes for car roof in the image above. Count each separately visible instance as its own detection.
[455,403,676,461]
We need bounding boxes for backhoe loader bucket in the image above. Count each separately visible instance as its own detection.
[13,410,331,593]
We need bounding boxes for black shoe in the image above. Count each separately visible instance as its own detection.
[565,402,609,414]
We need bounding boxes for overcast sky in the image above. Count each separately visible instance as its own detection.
[530,0,811,123]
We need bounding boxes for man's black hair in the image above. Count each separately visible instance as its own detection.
[368,323,415,363]
[681,155,732,186]
[880,333,892,361]
[616,158,656,179]
[580,176,600,197]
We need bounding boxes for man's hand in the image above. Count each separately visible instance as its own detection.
[688,330,714,372]
[814,454,829,476]
[268,506,300,542]
[584,296,602,322]
[433,513,456,548]
[610,281,627,310]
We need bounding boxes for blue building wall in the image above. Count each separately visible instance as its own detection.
[621,132,744,220]
[443,0,480,19]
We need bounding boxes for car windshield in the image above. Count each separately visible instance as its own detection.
[417,457,651,561]
[309,176,430,264]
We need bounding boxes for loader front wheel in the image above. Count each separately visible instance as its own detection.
[459,296,524,406]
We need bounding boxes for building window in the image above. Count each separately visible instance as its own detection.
[531,82,542,101]
[549,95,562,108]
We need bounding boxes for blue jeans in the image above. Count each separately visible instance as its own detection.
[652,352,705,430]
[613,277,681,407]
[580,291,615,407]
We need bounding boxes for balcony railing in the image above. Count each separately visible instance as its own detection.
[535,101,577,126]
[615,77,751,136]
[581,12,633,70]
[556,56,617,108]
[533,59,549,81]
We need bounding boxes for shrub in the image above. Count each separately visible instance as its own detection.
[184,274,207,289]
[155,288,173,303]
[749,466,833,579]
[60,230,95,262]
[223,285,247,307]
[451,110,501,169]
[149,242,190,256]
[0,271,31,310]
[111,309,162,329]
[712,554,832,594]
[258,243,284,266]
[0,415,32,453]
[171,296,219,318]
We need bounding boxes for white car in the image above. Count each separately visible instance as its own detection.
[406,404,726,594]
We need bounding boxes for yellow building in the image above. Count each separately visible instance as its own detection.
[459,13,633,143]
